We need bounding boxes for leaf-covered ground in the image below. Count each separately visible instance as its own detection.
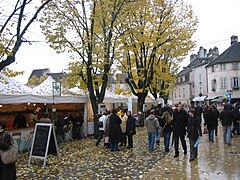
[16,127,240,179]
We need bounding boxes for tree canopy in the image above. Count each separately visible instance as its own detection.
[41,0,131,134]
[117,0,197,110]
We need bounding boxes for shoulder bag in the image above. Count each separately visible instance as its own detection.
[160,122,168,137]
[0,132,19,164]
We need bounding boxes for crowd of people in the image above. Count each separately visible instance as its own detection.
[96,102,240,163]
[1,102,239,179]
[145,102,240,161]
[95,109,136,151]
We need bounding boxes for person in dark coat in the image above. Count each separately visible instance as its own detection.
[56,116,65,143]
[172,104,188,158]
[232,104,240,135]
[219,105,234,145]
[204,106,216,142]
[187,109,201,161]
[126,111,136,149]
[109,109,122,151]
[0,120,17,180]
[13,113,27,128]
[195,103,203,136]
[72,113,84,140]
[212,105,220,136]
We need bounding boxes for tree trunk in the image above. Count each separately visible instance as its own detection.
[88,92,99,139]
[137,93,147,112]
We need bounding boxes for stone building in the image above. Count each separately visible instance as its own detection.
[205,35,240,103]
[169,46,219,105]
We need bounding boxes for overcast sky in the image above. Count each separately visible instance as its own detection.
[10,0,240,84]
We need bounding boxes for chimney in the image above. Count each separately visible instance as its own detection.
[198,46,205,58]
[190,54,197,62]
[231,35,238,45]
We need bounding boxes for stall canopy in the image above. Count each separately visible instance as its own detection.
[206,96,218,100]
[193,96,207,102]
[103,90,128,103]
[0,73,32,95]
[0,74,88,104]
[1,73,162,105]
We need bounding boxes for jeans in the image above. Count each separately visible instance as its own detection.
[223,125,231,144]
[110,143,119,151]
[208,129,214,142]
[156,127,161,144]
[164,132,171,151]
[189,138,198,160]
[148,132,155,151]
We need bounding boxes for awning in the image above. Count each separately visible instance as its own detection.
[210,98,223,103]
[192,96,207,102]
[206,96,218,100]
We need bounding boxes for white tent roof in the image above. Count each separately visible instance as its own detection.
[0,74,88,104]
[0,74,159,105]
[32,76,55,95]
[0,73,32,94]
[103,90,128,103]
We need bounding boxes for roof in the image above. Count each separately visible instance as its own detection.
[0,73,32,94]
[29,68,50,79]
[206,42,240,67]
[48,72,65,81]
[178,57,213,76]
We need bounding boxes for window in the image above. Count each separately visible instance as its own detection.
[199,74,202,83]
[232,62,238,70]
[211,66,214,72]
[183,88,185,98]
[200,87,202,93]
[178,88,181,97]
[182,76,185,82]
[231,77,240,88]
[211,79,217,91]
[220,77,227,89]
[220,63,226,71]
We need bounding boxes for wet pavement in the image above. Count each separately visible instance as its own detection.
[16,126,240,179]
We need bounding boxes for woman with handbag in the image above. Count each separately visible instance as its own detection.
[0,120,17,180]
[160,111,173,152]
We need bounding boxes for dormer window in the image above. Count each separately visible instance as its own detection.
[182,76,185,82]
[211,66,214,72]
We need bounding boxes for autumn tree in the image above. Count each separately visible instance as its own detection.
[149,53,178,105]
[26,75,48,87]
[117,0,198,111]
[41,0,130,135]
[0,0,51,76]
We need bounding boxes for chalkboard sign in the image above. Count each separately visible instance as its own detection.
[28,123,60,167]
[32,125,50,157]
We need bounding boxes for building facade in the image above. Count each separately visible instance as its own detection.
[206,35,240,103]
[169,45,219,105]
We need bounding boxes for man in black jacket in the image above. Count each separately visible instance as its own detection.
[232,104,240,135]
[219,105,234,145]
[172,103,188,158]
